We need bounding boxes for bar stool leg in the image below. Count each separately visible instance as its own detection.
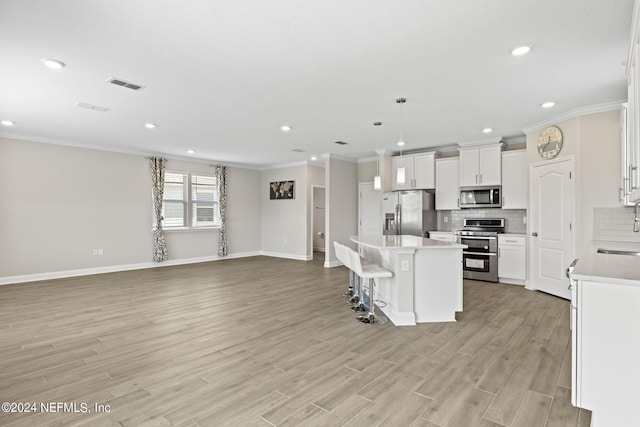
[344,270,354,298]
[357,279,388,324]
[350,274,365,311]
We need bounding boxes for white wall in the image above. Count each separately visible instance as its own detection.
[357,160,377,183]
[325,157,358,266]
[0,137,262,282]
[164,159,262,260]
[260,165,310,260]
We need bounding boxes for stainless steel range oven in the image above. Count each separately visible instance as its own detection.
[456,218,504,282]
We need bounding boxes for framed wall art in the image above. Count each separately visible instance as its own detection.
[269,180,295,199]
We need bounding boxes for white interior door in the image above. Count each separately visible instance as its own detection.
[530,157,574,300]
[359,182,382,236]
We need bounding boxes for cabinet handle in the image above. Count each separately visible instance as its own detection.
[505,239,518,243]
[475,174,478,184]
[480,174,483,184]
[498,248,501,258]
[630,165,638,190]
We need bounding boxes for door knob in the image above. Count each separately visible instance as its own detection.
[532,232,538,236]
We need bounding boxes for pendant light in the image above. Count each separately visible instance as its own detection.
[396,98,407,185]
[373,121,382,190]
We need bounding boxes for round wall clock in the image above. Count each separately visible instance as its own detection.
[537,125,563,159]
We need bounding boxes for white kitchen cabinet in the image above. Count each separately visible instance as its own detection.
[572,277,640,426]
[392,152,436,191]
[569,241,640,426]
[458,143,502,187]
[501,150,527,209]
[435,157,460,210]
[498,234,526,285]
[428,231,456,243]
[626,3,640,203]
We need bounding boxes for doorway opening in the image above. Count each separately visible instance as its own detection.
[311,185,326,260]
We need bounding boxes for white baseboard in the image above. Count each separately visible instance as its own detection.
[0,251,261,286]
[498,277,526,286]
[324,260,342,268]
[259,251,312,261]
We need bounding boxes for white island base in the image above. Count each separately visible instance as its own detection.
[350,235,466,326]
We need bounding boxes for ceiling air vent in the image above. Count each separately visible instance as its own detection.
[76,102,109,112]
[334,141,348,145]
[107,77,145,91]
[291,148,305,152]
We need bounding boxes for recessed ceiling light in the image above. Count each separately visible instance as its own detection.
[541,101,556,109]
[482,128,493,134]
[41,58,66,69]
[187,150,195,154]
[397,141,405,147]
[310,156,318,161]
[511,45,532,56]
[145,123,157,129]
[1,120,15,126]
[281,125,292,132]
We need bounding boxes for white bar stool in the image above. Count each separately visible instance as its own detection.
[333,241,364,311]
[346,247,392,324]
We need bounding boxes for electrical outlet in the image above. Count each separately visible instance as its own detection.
[92,249,98,256]
[523,216,527,224]
[444,216,449,223]
[401,260,409,271]
[98,249,103,256]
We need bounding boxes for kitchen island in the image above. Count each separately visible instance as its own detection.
[350,235,466,325]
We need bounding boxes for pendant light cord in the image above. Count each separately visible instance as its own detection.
[396,98,406,156]
[374,121,382,175]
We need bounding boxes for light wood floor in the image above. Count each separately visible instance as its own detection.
[0,255,590,426]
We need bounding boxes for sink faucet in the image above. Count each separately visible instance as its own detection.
[635,201,640,232]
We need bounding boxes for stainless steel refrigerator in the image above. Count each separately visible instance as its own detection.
[382,190,437,237]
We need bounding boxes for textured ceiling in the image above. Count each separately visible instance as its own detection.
[0,0,634,168]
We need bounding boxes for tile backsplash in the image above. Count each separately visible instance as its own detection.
[436,209,527,234]
[593,207,640,242]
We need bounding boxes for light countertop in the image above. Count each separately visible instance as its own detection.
[351,234,467,250]
[571,240,640,286]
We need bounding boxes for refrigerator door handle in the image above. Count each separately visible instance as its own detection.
[395,204,401,235]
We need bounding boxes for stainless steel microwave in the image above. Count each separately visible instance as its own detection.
[459,186,502,209]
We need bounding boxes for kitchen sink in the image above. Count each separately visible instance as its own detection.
[597,248,640,256]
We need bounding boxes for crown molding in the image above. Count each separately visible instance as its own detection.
[0,132,265,170]
[521,100,625,134]
[259,160,310,171]
[375,148,392,156]
[457,137,504,148]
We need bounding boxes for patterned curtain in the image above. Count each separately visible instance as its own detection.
[150,157,168,262]
[215,165,228,257]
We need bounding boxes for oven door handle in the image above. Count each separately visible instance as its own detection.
[463,251,497,256]
[458,236,497,240]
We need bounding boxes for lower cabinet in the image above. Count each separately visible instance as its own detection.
[497,235,526,284]
[571,278,640,426]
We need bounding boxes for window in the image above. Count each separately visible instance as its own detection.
[158,172,220,229]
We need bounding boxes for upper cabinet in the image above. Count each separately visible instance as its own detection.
[458,143,502,187]
[501,150,527,209]
[392,152,436,191]
[435,157,460,210]
[626,2,640,203]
